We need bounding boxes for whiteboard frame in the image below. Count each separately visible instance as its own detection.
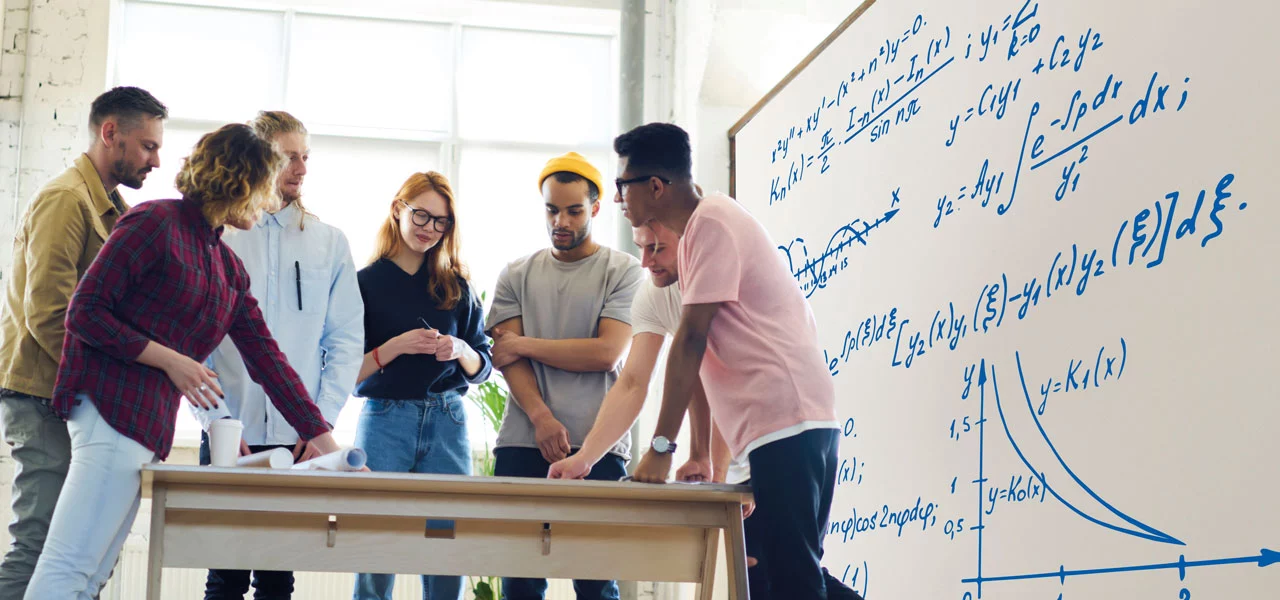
[727,0,877,198]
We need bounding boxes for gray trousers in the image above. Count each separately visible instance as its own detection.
[0,390,72,599]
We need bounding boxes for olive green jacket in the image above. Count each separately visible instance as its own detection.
[0,154,128,398]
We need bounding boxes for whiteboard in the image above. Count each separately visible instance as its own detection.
[728,1,1280,599]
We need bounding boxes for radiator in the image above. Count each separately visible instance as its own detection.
[97,532,582,600]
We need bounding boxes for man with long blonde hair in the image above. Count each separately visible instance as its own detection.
[191,110,364,600]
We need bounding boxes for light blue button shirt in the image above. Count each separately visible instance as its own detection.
[192,202,365,445]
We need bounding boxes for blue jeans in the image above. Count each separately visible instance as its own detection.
[493,447,626,600]
[25,396,158,600]
[352,394,471,600]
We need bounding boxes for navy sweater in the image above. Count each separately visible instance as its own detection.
[356,258,492,399]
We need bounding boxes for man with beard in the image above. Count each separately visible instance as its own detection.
[190,110,364,600]
[485,151,643,600]
[0,86,166,598]
[547,221,721,484]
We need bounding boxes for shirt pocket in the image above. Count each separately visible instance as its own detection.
[287,265,329,315]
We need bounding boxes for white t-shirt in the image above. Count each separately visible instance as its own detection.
[631,279,751,484]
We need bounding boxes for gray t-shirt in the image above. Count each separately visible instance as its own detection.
[486,246,644,459]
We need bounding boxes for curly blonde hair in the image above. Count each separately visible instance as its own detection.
[175,123,283,228]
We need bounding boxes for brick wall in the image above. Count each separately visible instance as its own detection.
[0,0,111,560]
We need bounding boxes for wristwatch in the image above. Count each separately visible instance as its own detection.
[651,435,677,454]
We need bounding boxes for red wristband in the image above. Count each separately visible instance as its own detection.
[373,346,384,370]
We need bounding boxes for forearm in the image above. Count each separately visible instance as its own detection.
[577,370,647,465]
[457,343,483,378]
[653,330,708,441]
[356,342,402,384]
[136,340,183,372]
[500,358,552,422]
[518,337,623,372]
[686,381,712,459]
[64,294,150,362]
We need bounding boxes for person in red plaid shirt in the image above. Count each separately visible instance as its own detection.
[25,123,352,599]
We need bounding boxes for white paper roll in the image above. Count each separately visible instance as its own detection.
[237,448,294,469]
[290,447,367,472]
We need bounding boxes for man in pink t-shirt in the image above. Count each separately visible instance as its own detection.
[613,122,858,600]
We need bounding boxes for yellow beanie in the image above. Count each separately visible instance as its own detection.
[538,152,605,200]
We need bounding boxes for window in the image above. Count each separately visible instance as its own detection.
[287,15,454,135]
[458,28,616,144]
[113,0,621,448]
[116,4,284,122]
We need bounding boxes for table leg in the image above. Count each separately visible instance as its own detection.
[696,527,719,600]
[724,503,749,600]
[146,487,165,600]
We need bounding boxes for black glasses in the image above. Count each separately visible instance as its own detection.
[615,174,672,197]
[398,200,454,233]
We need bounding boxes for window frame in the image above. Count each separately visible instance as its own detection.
[110,0,623,449]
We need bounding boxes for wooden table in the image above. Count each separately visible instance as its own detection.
[140,465,753,599]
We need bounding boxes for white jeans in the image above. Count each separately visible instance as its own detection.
[24,396,157,600]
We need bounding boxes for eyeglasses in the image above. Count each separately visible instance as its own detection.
[398,200,454,233]
[615,174,672,197]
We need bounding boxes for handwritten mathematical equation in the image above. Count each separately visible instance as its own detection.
[823,172,1241,374]
[781,189,902,297]
[829,496,942,544]
[767,12,955,205]
[983,472,1048,516]
[764,0,1058,209]
[893,172,1235,370]
[935,67,1191,231]
[837,561,871,599]
[1034,337,1127,414]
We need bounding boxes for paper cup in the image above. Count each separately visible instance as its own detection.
[208,419,244,468]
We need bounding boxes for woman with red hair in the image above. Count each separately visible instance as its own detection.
[350,171,492,600]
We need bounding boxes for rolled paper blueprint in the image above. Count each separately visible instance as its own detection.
[290,447,367,472]
[237,447,294,469]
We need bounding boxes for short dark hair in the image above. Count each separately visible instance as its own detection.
[550,171,600,202]
[89,86,168,132]
[613,122,693,180]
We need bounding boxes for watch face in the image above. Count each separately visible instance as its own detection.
[653,437,670,453]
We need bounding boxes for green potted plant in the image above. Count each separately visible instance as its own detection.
[465,335,508,599]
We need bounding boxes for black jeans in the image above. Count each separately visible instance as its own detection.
[493,447,627,600]
[745,428,861,600]
[198,432,296,600]
[743,492,863,600]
